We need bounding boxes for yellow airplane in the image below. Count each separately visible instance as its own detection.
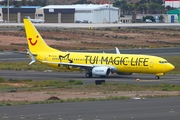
[24,19,175,79]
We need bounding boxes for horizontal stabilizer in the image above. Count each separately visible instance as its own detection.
[27,49,36,65]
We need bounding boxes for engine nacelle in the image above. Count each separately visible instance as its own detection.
[92,66,111,76]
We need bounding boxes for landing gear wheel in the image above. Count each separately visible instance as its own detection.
[155,76,160,79]
[85,72,92,78]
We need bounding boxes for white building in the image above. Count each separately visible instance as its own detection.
[165,0,180,8]
[41,4,119,23]
[0,0,33,2]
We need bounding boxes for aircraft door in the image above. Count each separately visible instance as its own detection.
[44,55,48,61]
[150,61,154,68]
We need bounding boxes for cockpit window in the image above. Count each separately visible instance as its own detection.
[159,61,168,64]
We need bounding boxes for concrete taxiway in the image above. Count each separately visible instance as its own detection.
[0,70,179,85]
[0,97,180,120]
[1,23,180,28]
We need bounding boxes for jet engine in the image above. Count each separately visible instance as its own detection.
[92,67,111,76]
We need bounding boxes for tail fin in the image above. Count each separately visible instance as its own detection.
[23,19,59,53]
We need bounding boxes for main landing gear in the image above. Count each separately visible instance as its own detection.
[155,76,160,79]
[85,72,92,78]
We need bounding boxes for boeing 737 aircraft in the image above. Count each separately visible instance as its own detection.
[24,19,175,79]
[26,16,45,23]
[0,19,4,23]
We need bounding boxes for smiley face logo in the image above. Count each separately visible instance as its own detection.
[28,35,38,46]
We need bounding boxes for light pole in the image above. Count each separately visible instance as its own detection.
[7,0,9,23]
[119,4,121,23]
[109,0,110,23]
[179,0,180,22]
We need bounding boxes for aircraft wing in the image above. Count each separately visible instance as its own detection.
[42,61,109,70]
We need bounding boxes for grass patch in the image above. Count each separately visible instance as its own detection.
[0,62,61,71]
[0,78,180,92]
[0,94,179,106]
[0,78,84,92]
[0,78,180,106]
[0,96,131,106]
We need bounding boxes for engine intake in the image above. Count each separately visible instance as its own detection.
[92,66,111,76]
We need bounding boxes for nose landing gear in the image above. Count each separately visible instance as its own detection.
[155,76,160,79]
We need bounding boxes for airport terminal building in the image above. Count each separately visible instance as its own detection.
[0,4,119,23]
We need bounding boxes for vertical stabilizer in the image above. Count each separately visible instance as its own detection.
[23,19,59,53]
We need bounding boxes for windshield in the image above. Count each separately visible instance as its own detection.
[159,61,168,64]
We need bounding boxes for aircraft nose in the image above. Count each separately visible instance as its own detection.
[167,63,175,72]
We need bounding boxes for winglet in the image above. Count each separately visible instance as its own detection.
[27,49,36,65]
[115,47,120,54]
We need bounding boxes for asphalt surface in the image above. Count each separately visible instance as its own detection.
[0,52,28,62]
[0,97,180,120]
[68,47,180,56]
[1,23,180,28]
[0,47,180,62]
[0,48,180,120]
[0,70,180,85]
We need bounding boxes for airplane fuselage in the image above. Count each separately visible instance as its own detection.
[36,52,174,76]
[31,19,44,23]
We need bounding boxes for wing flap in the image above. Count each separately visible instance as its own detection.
[42,61,94,69]
[41,61,108,70]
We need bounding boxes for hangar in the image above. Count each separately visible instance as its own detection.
[2,8,36,23]
[37,7,75,23]
[0,4,119,23]
[0,6,39,23]
[0,6,75,23]
[41,4,119,23]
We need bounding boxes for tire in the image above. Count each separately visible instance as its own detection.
[85,73,92,78]
[155,76,160,79]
